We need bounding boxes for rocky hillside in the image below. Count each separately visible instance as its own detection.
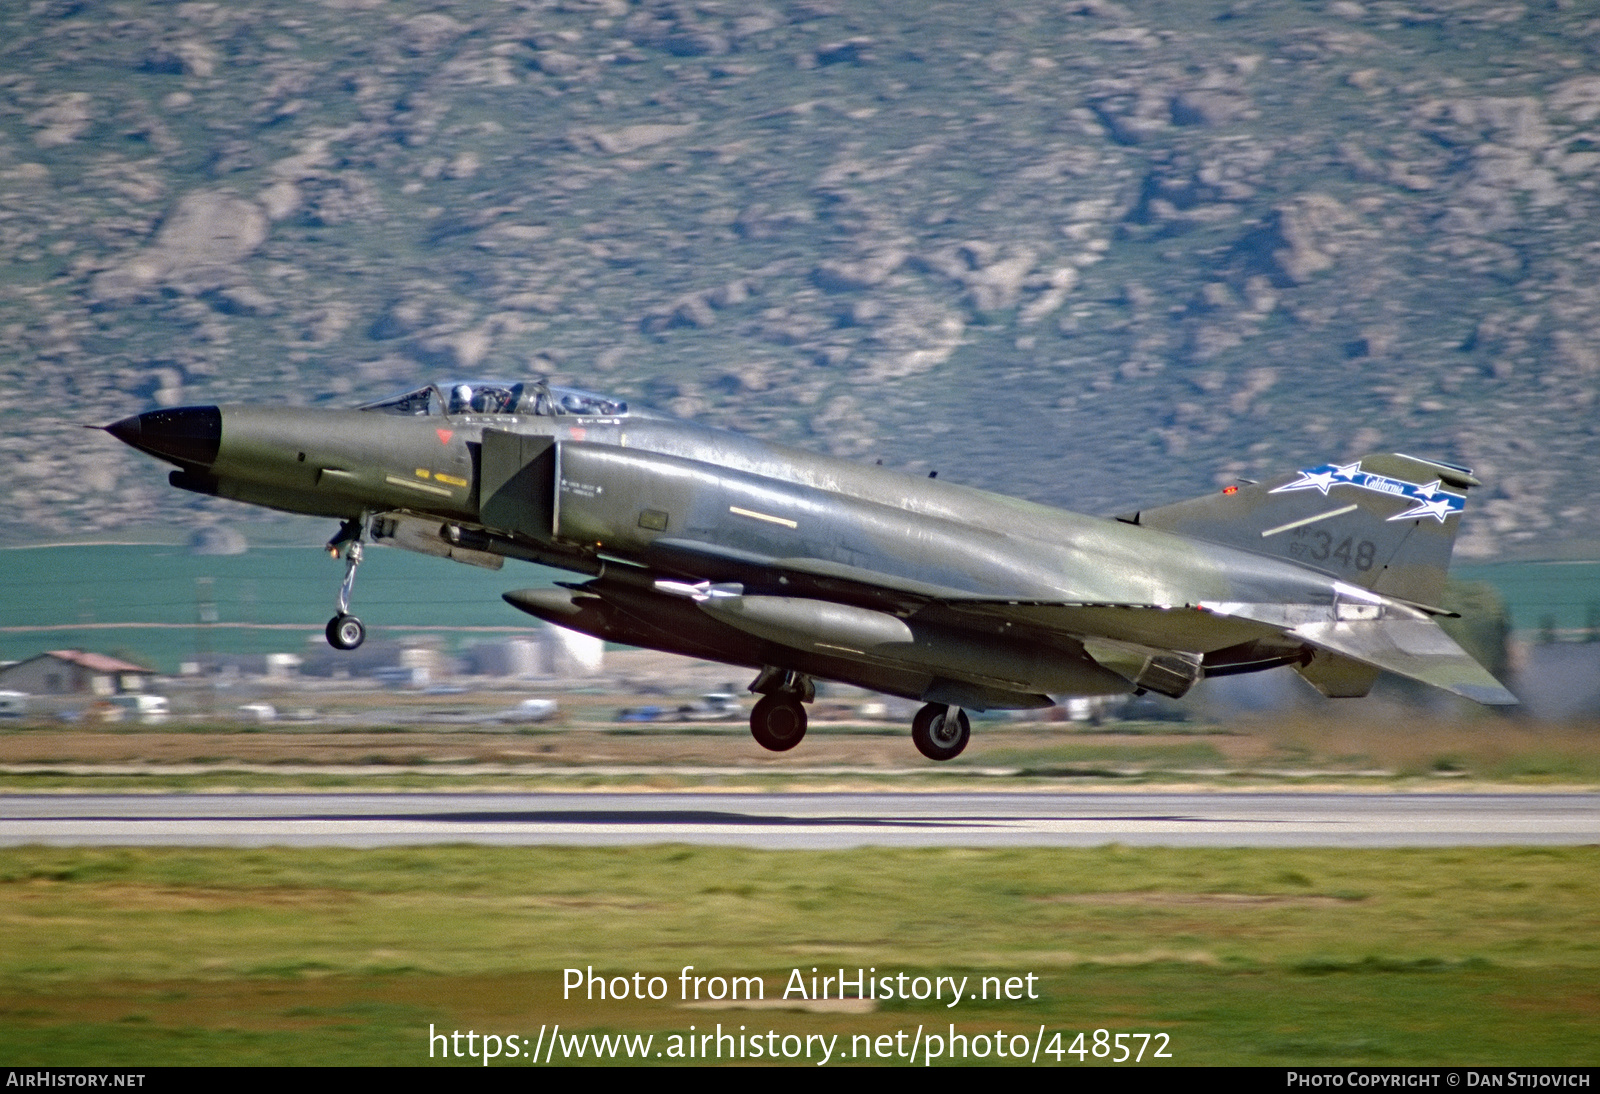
[3,0,1597,557]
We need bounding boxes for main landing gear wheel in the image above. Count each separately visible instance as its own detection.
[912,703,970,761]
[749,694,807,752]
[326,612,365,651]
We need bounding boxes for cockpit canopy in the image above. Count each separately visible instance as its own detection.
[358,379,649,419]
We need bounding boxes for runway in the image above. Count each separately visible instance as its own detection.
[2,791,1597,849]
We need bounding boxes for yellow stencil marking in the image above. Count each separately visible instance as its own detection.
[729,506,797,529]
[385,474,453,497]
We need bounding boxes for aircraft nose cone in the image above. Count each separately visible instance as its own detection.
[104,406,222,468]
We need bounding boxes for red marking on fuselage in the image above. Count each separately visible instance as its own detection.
[569,427,587,442]
[436,429,454,445]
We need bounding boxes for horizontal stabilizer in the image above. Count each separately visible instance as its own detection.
[1291,618,1517,705]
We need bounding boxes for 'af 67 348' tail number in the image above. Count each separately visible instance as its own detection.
[1289,530,1377,571]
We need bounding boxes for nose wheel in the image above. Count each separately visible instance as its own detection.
[912,703,970,761]
[325,519,366,650]
[326,612,365,651]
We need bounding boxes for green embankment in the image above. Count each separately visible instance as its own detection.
[2,545,1596,673]
[0,544,567,671]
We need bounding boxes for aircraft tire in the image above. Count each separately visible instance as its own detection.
[749,694,807,752]
[327,613,365,651]
[912,703,970,761]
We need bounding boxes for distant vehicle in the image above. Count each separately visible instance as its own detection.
[679,692,744,721]
[501,698,558,723]
[236,703,277,723]
[0,691,27,718]
[107,694,169,725]
[616,704,667,723]
[617,693,742,723]
[108,377,1514,762]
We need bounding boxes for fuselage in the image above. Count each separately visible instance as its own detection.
[121,399,1341,607]
[106,384,1350,710]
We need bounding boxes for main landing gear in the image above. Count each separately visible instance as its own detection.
[325,518,366,650]
[912,702,970,761]
[743,670,972,761]
[748,667,813,752]
[749,694,807,751]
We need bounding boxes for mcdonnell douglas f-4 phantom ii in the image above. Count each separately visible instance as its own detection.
[106,377,1515,761]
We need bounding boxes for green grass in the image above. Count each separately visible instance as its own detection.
[0,846,1596,1065]
[979,741,1228,768]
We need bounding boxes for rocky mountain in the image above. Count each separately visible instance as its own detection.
[3,0,1597,557]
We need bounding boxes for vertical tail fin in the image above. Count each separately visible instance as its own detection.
[1126,453,1480,608]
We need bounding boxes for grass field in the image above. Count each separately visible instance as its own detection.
[3,712,1596,792]
[0,844,1596,1066]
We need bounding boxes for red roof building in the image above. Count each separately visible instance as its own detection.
[0,650,155,696]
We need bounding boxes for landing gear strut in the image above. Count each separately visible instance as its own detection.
[912,703,970,761]
[747,667,813,752]
[325,518,366,650]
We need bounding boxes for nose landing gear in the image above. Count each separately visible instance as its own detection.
[325,518,366,650]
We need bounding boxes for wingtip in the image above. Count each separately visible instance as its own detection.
[1453,683,1519,706]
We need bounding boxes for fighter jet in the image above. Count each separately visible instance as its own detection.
[106,377,1515,761]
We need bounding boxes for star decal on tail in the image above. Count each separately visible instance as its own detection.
[1271,462,1464,522]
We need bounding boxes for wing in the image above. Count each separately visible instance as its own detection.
[643,536,1517,705]
[934,594,1516,705]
